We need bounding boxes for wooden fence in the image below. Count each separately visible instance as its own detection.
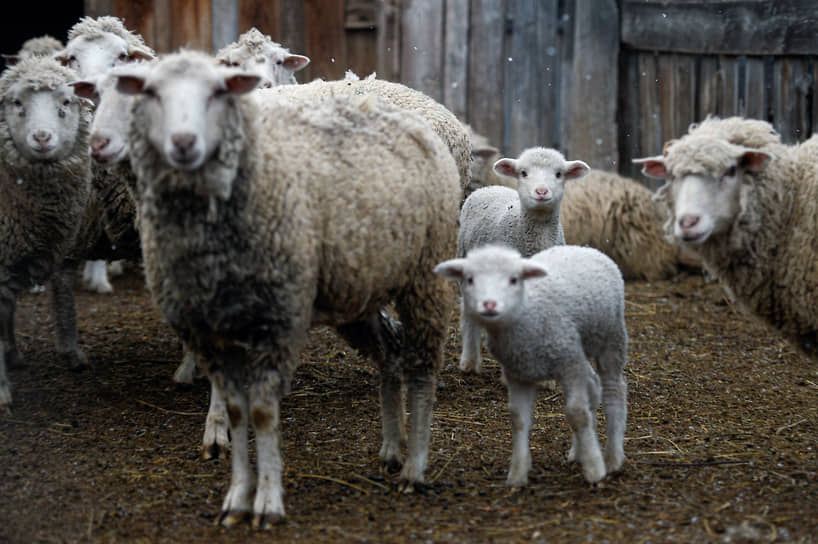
[81,0,818,186]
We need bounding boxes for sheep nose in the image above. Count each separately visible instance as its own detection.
[679,215,700,229]
[90,135,110,154]
[483,300,497,312]
[33,130,52,145]
[171,132,197,152]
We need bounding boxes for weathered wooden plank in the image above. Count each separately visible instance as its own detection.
[304,0,346,80]
[742,56,768,120]
[442,0,469,121]
[346,29,377,78]
[467,0,505,150]
[238,0,279,39]
[114,0,157,49]
[697,56,721,120]
[375,0,401,81]
[506,0,541,157]
[170,0,212,51]
[557,0,575,153]
[151,0,173,53]
[622,0,818,55]
[673,54,697,139]
[565,0,618,170]
[400,0,444,102]
[638,52,662,158]
[617,48,645,183]
[212,0,238,51]
[279,0,306,58]
[84,0,115,18]
[720,56,740,117]
[534,1,559,150]
[772,57,812,143]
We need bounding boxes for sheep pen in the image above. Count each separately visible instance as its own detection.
[1,259,815,542]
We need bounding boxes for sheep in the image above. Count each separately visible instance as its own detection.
[57,15,155,294]
[434,244,628,485]
[456,147,590,373]
[0,56,94,410]
[215,27,310,88]
[634,116,818,359]
[114,50,461,527]
[467,127,694,280]
[267,71,472,194]
[3,35,64,66]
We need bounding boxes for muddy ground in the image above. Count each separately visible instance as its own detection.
[0,264,816,543]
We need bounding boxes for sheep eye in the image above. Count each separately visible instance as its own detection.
[466,276,474,285]
[231,61,240,67]
[725,166,737,178]
[118,53,128,61]
[143,88,157,99]
[509,277,518,285]
[276,60,283,65]
[556,171,562,179]
[13,99,22,107]
[520,170,528,178]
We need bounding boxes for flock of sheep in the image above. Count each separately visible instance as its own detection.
[0,15,816,531]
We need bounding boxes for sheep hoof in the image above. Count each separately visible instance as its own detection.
[252,512,285,530]
[397,479,420,494]
[217,509,250,528]
[202,442,228,461]
[381,457,402,475]
[505,475,528,488]
[60,350,88,371]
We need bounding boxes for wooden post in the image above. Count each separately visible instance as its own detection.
[399,0,444,102]
[468,0,506,152]
[212,0,238,51]
[375,0,401,81]
[304,0,346,80]
[443,0,469,121]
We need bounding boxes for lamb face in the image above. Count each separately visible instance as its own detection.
[3,81,84,161]
[220,42,309,88]
[57,33,132,78]
[73,73,131,164]
[115,58,259,171]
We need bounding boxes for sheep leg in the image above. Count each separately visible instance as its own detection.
[0,294,12,411]
[215,376,254,527]
[598,345,628,473]
[202,380,230,460]
[173,341,198,384]
[458,300,483,372]
[505,378,537,487]
[249,370,286,529]
[83,260,113,294]
[49,261,87,370]
[562,365,605,483]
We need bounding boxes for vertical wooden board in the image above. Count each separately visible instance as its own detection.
[557,0,575,153]
[618,48,646,183]
[638,52,662,158]
[535,1,559,149]
[719,56,740,117]
[171,0,213,51]
[813,57,818,138]
[279,0,306,58]
[773,57,811,143]
[697,55,720,120]
[399,0,444,101]
[151,0,173,53]
[467,0,506,150]
[673,54,697,139]
[443,0,469,121]
[743,56,767,121]
[85,0,115,18]
[566,0,618,170]
[304,0,346,80]
[375,0,401,82]
[655,53,675,147]
[506,0,541,157]
[346,29,377,78]
[238,0,279,38]
[114,0,157,49]
[212,0,238,51]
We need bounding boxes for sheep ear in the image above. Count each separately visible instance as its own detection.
[564,160,590,180]
[283,54,310,72]
[128,46,155,62]
[521,261,548,280]
[433,259,467,280]
[70,80,99,101]
[2,54,20,67]
[738,150,771,172]
[224,73,261,95]
[472,143,499,159]
[115,75,146,95]
[633,156,671,180]
[493,158,518,178]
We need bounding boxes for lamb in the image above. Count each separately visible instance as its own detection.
[434,244,628,485]
[634,116,818,359]
[468,127,692,280]
[0,56,94,410]
[267,71,472,193]
[114,50,461,527]
[456,147,590,373]
[57,15,155,294]
[215,27,309,88]
[3,35,64,66]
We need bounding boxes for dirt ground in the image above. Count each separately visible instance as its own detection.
[0,264,816,544]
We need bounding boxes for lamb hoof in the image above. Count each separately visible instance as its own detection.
[582,462,606,484]
[458,359,480,373]
[382,457,402,475]
[217,509,250,528]
[505,475,528,488]
[397,479,421,494]
[605,451,625,474]
[252,512,285,530]
[202,442,228,461]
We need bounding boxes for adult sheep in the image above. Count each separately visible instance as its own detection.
[216,27,309,88]
[469,128,691,280]
[635,116,818,358]
[0,56,93,410]
[114,50,461,528]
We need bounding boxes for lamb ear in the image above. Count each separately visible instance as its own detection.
[2,54,20,67]
[115,75,146,95]
[521,261,548,279]
[283,54,310,72]
[128,46,156,62]
[633,156,671,180]
[738,150,771,172]
[70,80,99,101]
[472,143,499,159]
[433,259,467,280]
[223,73,261,95]
[564,160,590,180]
[493,158,518,178]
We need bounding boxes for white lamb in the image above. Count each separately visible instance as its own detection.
[456,147,590,373]
[435,244,628,485]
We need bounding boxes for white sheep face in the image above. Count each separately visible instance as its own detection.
[493,148,589,213]
[72,73,131,164]
[435,246,547,326]
[220,43,309,88]
[637,149,770,244]
[57,33,132,78]
[3,81,83,161]
[115,56,260,170]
